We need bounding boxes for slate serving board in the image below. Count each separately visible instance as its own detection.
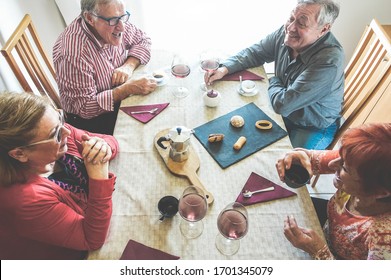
[193,103,288,169]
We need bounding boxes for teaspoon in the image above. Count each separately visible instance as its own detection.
[242,186,275,198]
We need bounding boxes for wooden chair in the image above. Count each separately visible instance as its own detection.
[311,18,391,188]
[1,14,61,109]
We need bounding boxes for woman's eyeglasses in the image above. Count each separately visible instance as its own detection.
[17,109,65,148]
[91,11,130,26]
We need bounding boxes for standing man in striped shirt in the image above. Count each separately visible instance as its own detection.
[53,0,157,135]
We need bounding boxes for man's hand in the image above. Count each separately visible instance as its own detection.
[112,65,134,87]
[204,66,229,85]
[112,56,141,87]
[126,77,157,95]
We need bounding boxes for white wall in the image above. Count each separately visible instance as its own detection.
[1,0,391,91]
[334,0,391,65]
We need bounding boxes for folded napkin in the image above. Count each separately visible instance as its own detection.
[221,70,264,81]
[120,239,180,260]
[236,172,296,206]
[120,103,169,124]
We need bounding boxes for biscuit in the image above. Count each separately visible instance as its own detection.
[208,133,225,142]
[255,120,272,130]
[233,136,246,150]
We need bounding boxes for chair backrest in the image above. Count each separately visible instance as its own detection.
[328,18,391,149]
[1,14,61,109]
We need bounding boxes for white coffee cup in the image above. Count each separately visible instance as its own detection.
[153,71,165,84]
[241,80,256,93]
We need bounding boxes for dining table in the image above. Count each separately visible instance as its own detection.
[87,49,325,260]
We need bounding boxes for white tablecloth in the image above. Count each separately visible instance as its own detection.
[88,50,324,260]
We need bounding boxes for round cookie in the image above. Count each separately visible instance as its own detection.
[230,115,245,128]
[255,120,272,130]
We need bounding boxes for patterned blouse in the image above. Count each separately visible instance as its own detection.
[310,150,391,260]
[48,153,88,195]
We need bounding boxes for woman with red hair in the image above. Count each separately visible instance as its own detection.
[276,123,391,259]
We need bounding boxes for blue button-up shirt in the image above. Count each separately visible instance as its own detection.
[223,25,345,129]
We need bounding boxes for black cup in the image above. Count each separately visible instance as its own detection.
[284,164,310,188]
[158,196,179,222]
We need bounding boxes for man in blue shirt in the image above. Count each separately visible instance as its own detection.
[206,0,344,149]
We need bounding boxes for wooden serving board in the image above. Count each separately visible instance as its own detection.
[154,129,214,204]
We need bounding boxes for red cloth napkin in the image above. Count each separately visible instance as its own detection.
[221,70,264,81]
[120,103,169,124]
[120,239,180,260]
[236,172,296,206]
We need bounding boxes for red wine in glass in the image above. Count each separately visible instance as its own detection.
[217,209,248,239]
[178,193,207,222]
[178,186,208,238]
[215,202,248,255]
[200,59,219,73]
[171,64,191,78]
[171,54,191,97]
[199,51,220,91]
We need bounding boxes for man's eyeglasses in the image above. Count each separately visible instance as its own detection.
[18,109,65,148]
[91,11,130,26]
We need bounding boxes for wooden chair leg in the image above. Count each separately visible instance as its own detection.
[311,174,320,188]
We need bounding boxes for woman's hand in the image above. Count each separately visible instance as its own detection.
[275,148,313,182]
[80,134,111,179]
[283,215,326,256]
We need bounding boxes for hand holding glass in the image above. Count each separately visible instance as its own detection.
[215,202,248,255]
[178,186,208,239]
[199,50,220,91]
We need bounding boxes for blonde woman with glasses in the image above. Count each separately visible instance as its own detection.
[0,91,119,259]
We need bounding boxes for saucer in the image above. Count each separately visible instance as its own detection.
[152,69,169,87]
[156,78,168,87]
[237,86,258,96]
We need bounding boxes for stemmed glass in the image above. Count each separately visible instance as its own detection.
[171,54,191,98]
[215,202,249,255]
[199,50,220,91]
[178,185,208,239]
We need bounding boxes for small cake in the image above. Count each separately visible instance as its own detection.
[230,115,245,127]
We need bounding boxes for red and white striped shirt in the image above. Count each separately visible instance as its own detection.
[53,16,151,119]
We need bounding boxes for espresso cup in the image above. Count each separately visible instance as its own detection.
[158,195,179,222]
[241,80,256,93]
[284,164,310,188]
[153,71,165,84]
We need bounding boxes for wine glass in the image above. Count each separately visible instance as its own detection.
[215,202,248,255]
[199,50,220,91]
[178,185,208,239]
[171,54,191,98]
